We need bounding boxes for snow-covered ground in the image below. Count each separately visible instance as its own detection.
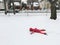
[0,13,60,45]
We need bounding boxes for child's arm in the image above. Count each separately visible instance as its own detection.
[30,31,34,34]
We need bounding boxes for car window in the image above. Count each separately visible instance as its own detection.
[14,2,20,6]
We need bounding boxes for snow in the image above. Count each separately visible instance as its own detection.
[0,13,60,45]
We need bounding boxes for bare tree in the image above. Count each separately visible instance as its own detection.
[48,0,57,20]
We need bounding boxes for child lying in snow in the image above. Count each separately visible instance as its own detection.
[29,28,47,35]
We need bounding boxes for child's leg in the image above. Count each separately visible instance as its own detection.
[40,31,47,35]
[40,29,46,31]
[43,33,47,35]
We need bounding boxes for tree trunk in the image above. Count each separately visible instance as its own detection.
[50,1,57,20]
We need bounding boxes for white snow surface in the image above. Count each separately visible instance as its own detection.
[0,13,60,45]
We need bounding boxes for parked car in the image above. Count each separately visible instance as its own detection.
[0,0,5,10]
[31,2,39,10]
[56,2,60,10]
